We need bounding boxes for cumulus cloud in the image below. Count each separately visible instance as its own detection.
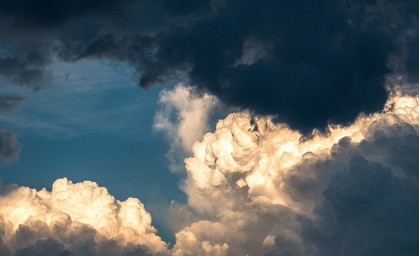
[0,178,169,256]
[2,92,419,256]
[1,0,419,131]
[0,129,21,163]
[170,92,419,255]
[154,84,216,172]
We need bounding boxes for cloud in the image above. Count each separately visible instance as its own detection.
[154,84,216,172]
[0,129,20,162]
[14,239,71,256]
[295,155,419,256]
[2,93,419,255]
[172,221,229,256]
[2,1,419,254]
[170,93,419,255]
[0,55,49,89]
[143,0,403,132]
[0,0,139,88]
[0,95,25,113]
[1,0,419,131]
[0,178,169,256]
[0,0,123,28]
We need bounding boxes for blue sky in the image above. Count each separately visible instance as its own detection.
[0,59,185,243]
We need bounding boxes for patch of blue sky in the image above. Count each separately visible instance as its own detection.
[0,58,184,244]
[0,59,154,138]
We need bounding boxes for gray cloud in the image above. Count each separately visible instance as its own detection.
[7,222,157,256]
[15,239,71,256]
[268,133,419,255]
[0,56,46,88]
[264,121,419,255]
[10,223,155,256]
[0,95,25,113]
[0,129,20,162]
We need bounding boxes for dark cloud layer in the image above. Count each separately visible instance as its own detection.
[0,222,154,256]
[0,0,122,28]
[0,0,418,130]
[145,0,398,132]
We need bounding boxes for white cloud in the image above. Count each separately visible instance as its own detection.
[2,90,419,255]
[0,178,169,256]
[171,93,419,255]
[154,84,217,172]
[172,221,229,256]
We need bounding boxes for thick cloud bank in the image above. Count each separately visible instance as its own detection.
[1,0,419,131]
[0,178,168,256]
[2,93,419,255]
[171,93,419,255]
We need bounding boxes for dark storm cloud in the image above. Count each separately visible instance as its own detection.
[0,0,123,29]
[405,33,419,84]
[402,0,419,84]
[1,0,419,131]
[0,129,20,162]
[144,0,400,132]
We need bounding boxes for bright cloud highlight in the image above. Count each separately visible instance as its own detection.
[0,178,168,256]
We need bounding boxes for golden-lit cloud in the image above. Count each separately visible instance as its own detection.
[1,90,419,256]
[0,178,168,256]
[172,92,419,255]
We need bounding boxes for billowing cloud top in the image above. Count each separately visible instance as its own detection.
[2,90,419,256]
[0,178,168,256]
[1,0,419,131]
[171,92,419,255]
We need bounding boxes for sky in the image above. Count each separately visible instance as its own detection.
[0,0,419,256]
